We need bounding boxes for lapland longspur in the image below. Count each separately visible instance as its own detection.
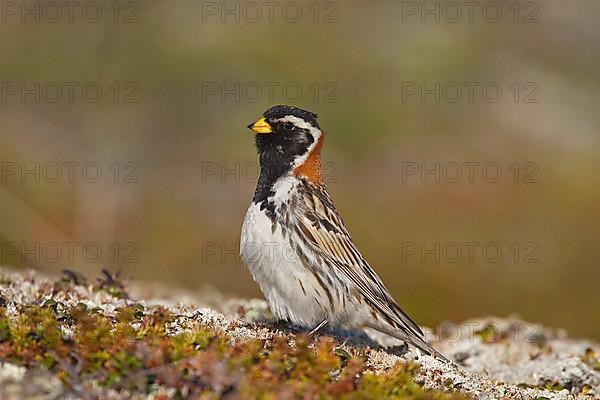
[241,105,447,361]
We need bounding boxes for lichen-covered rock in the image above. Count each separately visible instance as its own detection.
[0,267,598,399]
[534,357,600,394]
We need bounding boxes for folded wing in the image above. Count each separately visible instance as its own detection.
[292,181,425,341]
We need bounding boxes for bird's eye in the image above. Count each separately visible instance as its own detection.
[284,122,295,130]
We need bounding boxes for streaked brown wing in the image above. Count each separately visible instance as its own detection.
[293,181,425,339]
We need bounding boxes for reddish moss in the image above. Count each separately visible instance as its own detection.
[0,276,468,399]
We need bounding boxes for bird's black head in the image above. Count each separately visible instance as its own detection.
[261,105,319,129]
[246,105,324,201]
[247,105,322,172]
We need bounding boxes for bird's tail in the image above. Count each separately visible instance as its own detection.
[366,323,451,363]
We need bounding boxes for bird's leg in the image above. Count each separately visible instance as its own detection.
[309,319,329,336]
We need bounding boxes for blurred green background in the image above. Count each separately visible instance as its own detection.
[0,1,598,339]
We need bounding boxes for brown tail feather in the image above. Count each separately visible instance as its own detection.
[366,323,451,363]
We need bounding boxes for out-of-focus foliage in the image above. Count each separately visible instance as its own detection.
[0,1,598,338]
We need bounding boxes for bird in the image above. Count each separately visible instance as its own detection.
[240,105,448,361]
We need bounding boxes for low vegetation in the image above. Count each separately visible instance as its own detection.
[0,270,467,399]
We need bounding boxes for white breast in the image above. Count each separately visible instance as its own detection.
[240,177,328,327]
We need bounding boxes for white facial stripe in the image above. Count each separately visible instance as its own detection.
[276,115,314,131]
[274,115,322,141]
[273,114,323,169]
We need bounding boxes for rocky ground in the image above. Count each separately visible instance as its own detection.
[0,267,598,399]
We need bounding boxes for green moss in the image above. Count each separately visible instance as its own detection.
[0,308,11,342]
[518,381,567,392]
[582,347,600,371]
[474,323,501,344]
[354,363,466,399]
[0,276,469,399]
[543,382,566,391]
[93,269,130,299]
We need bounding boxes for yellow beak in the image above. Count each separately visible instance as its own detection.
[247,117,272,134]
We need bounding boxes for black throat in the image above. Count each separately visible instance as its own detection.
[252,130,314,204]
